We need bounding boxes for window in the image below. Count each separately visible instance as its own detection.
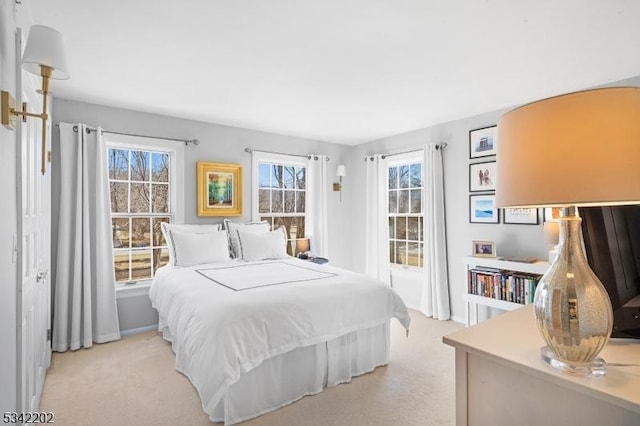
[254,155,307,255]
[107,135,183,284]
[388,157,423,267]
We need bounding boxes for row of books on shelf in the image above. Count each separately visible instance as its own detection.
[467,267,542,305]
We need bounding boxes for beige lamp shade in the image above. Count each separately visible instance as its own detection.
[22,25,70,79]
[336,165,346,177]
[496,87,640,208]
[296,238,310,253]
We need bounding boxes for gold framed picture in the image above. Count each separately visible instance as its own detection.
[197,162,242,217]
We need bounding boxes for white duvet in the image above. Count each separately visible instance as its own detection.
[149,258,410,420]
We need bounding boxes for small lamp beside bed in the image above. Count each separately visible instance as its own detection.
[296,238,310,259]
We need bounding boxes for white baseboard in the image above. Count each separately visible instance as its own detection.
[120,324,158,337]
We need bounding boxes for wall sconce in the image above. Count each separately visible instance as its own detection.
[333,164,346,201]
[1,25,70,175]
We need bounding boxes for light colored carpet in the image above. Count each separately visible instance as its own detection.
[40,310,463,425]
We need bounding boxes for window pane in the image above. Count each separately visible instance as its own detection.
[388,216,395,239]
[272,165,283,188]
[110,182,129,213]
[389,190,398,213]
[418,242,424,267]
[130,183,150,213]
[152,217,170,246]
[152,184,169,213]
[112,218,129,248]
[108,149,129,180]
[396,242,407,265]
[407,217,419,240]
[294,217,305,239]
[296,167,306,190]
[114,250,130,282]
[396,216,407,240]
[272,190,283,212]
[411,189,422,213]
[410,163,422,188]
[258,189,271,213]
[398,190,409,214]
[389,241,396,264]
[151,152,169,182]
[131,249,152,281]
[388,167,398,190]
[296,191,305,213]
[284,166,295,189]
[407,242,420,267]
[153,248,170,272]
[259,163,270,187]
[399,165,410,188]
[283,190,295,213]
[130,151,149,181]
[131,217,151,247]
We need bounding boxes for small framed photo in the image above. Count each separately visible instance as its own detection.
[472,240,497,257]
[469,194,499,224]
[197,162,243,217]
[469,125,497,158]
[503,208,539,225]
[469,161,496,192]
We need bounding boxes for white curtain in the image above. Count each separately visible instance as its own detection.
[52,123,121,351]
[306,155,329,257]
[421,143,451,320]
[364,155,390,284]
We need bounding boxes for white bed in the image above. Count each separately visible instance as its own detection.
[149,258,410,425]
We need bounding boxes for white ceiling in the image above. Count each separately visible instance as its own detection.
[25,0,640,145]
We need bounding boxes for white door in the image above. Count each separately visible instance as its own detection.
[16,29,52,413]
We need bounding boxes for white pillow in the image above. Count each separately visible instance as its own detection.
[236,226,288,261]
[161,223,223,266]
[223,219,270,258]
[169,229,230,267]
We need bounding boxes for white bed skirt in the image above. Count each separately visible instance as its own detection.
[160,319,390,425]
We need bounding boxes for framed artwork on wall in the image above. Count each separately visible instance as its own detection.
[469,194,499,224]
[469,161,496,192]
[469,125,497,158]
[197,162,243,217]
[503,208,539,225]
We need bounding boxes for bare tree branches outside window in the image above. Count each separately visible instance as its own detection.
[108,148,172,283]
[258,162,306,255]
[388,161,424,267]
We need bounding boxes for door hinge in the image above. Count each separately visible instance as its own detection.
[47,151,52,163]
[47,329,52,341]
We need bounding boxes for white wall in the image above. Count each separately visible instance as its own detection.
[52,99,352,331]
[347,75,640,323]
[0,0,19,413]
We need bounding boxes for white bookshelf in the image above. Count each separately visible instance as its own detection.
[463,256,550,326]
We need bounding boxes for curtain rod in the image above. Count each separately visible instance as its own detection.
[244,147,330,161]
[364,142,448,161]
[56,123,200,146]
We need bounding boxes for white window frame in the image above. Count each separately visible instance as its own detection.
[386,151,424,271]
[105,133,184,289]
[251,151,308,252]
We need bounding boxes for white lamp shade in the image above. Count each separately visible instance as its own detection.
[496,87,640,208]
[22,25,70,79]
[336,165,346,177]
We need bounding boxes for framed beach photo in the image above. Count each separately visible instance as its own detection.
[472,240,497,257]
[469,161,496,192]
[197,162,243,217]
[469,125,497,158]
[469,194,499,224]
[503,208,539,225]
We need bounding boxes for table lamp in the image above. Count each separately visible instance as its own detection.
[296,238,310,259]
[496,87,640,376]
